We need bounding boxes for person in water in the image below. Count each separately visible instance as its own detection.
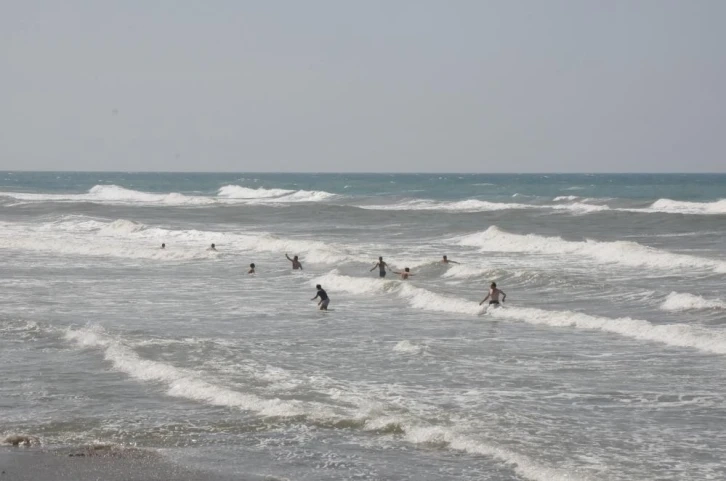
[392,267,414,280]
[208,243,217,251]
[285,254,303,270]
[161,243,166,249]
[441,255,459,264]
[311,284,330,310]
[370,257,389,277]
[480,282,506,307]
[248,263,255,274]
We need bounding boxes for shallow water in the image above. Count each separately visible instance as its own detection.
[1,173,725,480]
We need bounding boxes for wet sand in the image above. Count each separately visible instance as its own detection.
[0,446,252,481]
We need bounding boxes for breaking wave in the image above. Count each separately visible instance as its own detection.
[645,198,726,215]
[660,292,726,312]
[313,271,726,355]
[453,226,726,274]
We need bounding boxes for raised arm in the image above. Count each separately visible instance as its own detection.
[285,254,292,261]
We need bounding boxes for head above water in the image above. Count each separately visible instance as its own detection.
[250,263,255,268]
[443,255,447,260]
[316,284,322,289]
[211,243,215,248]
[161,243,165,248]
[379,256,383,261]
[294,255,298,260]
[491,282,497,288]
[404,267,410,272]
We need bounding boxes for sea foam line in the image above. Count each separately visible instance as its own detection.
[453,226,726,274]
[660,292,726,312]
[62,325,587,481]
[313,272,726,355]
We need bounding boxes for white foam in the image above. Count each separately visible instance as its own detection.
[660,292,726,312]
[64,327,308,417]
[314,272,726,355]
[0,217,353,263]
[553,195,580,201]
[645,198,726,215]
[454,226,726,274]
[359,199,608,214]
[217,185,336,203]
[488,306,726,355]
[403,426,592,481]
[393,340,426,354]
[0,185,214,206]
[217,185,294,198]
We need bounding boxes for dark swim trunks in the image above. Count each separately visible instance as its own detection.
[379,271,386,278]
[489,300,500,305]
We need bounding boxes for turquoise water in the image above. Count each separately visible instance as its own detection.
[1,173,725,480]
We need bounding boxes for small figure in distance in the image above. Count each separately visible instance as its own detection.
[311,284,330,310]
[286,253,303,270]
[480,282,506,307]
[392,267,414,280]
[161,243,166,249]
[248,263,255,274]
[441,255,459,264]
[208,243,217,251]
[370,256,389,278]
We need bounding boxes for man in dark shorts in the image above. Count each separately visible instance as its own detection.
[479,282,506,307]
[370,257,389,277]
[311,284,330,310]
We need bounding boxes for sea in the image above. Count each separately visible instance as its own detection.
[1,172,725,481]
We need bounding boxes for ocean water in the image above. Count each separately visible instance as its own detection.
[1,172,725,481]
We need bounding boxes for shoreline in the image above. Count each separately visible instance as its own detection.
[0,445,254,481]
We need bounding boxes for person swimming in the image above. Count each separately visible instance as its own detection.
[248,263,255,274]
[370,257,389,277]
[208,243,217,251]
[285,254,303,270]
[442,255,459,264]
[311,284,330,310]
[161,243,166,249]
[392,267,414,280]
[479,282,506,307]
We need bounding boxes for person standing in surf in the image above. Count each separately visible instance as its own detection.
[370,257,389,278]
[392,267,414,280]
[248,263,255,274]
[311,284,330,310]
[480,282,506,307]
[285,253,303,270]
[441,255,459,264]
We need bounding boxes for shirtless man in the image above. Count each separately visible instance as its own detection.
[442,255,459,264]
[248,263,255,274]
[207,243,217,251]
[479,282,506,307]
[370,257,389,278]
[311,284,330,310]
[285,253,303,270]
[392,267,414,280]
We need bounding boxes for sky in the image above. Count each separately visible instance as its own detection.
[1,1,725,173]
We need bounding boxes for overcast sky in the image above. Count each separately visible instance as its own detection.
[2,1,724,172]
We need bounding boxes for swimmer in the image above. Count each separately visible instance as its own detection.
[207,243,217,251]
[442,255,459,264]
[161,243,166,249]
[370,257,389,278]
[285,254,303,270]
[479,282,506,307]
[311,284,330,310]
[248,263,255,274]
[392,267,414,280]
